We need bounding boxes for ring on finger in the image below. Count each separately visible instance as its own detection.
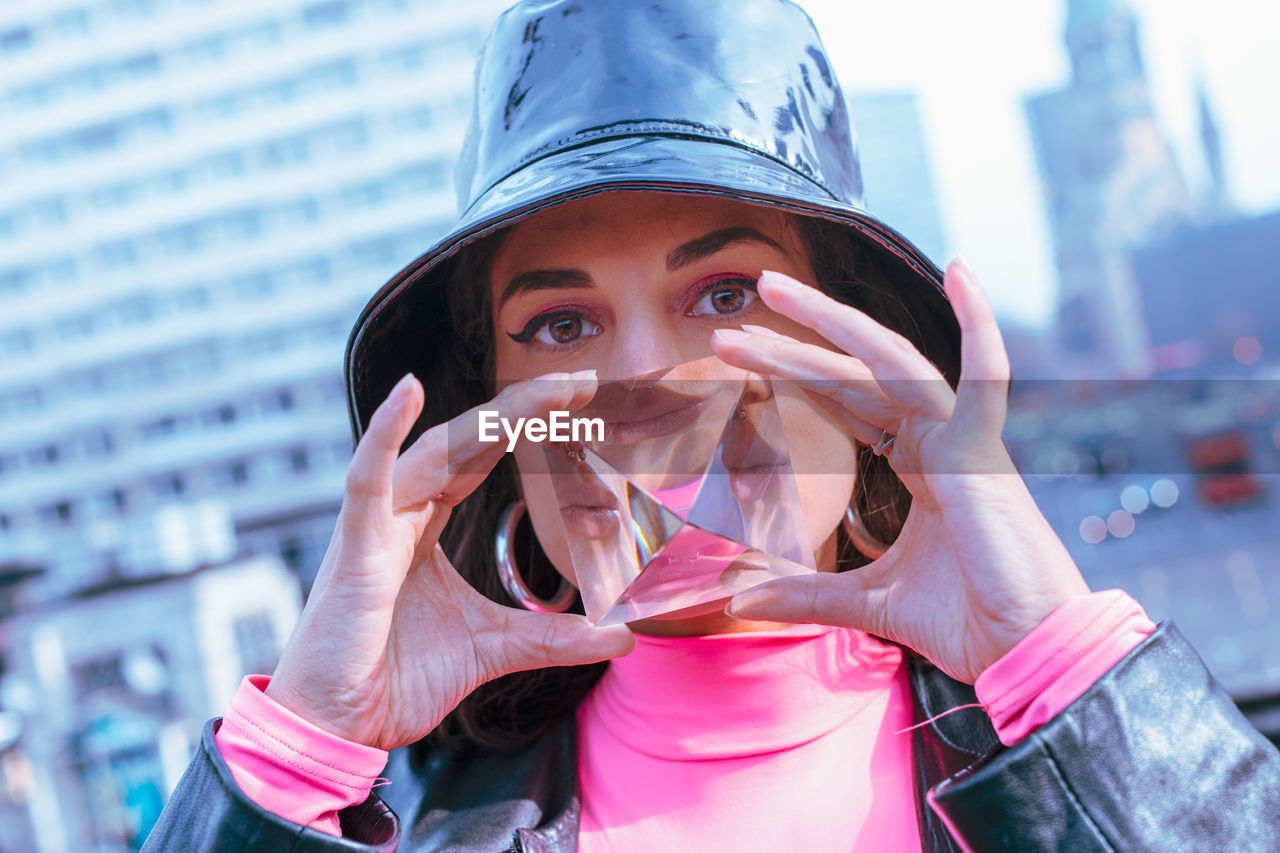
[871,428,896,456]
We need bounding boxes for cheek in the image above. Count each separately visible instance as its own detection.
[511,451,578,585]
[779,392,858,553]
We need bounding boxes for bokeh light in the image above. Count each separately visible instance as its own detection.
[1080,515,1108,544]
[1150,478,1180,508]
[1107,509,1136,538]
[1121,484,1150,513]
[1233,336,1262,365]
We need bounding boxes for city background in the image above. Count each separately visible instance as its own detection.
[0,0,1276,849]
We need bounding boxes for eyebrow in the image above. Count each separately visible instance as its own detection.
[665,226,789,272]
[498,226,790,309]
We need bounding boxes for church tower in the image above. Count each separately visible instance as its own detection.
[1197,78,1230,214]
[1026,0,1199,377]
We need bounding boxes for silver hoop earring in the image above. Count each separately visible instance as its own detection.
[496,501,577,613]
[842,504,892,560]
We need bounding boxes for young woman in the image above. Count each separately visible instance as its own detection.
[144,1,1280,850]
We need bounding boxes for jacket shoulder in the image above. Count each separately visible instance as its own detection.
[930,621,1280,851]
[142,718,398,852]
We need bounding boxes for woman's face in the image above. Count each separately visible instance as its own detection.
[489,191,857,633]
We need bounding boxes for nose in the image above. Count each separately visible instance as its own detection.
[596,308,710,383]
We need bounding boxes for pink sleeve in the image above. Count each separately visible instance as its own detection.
[976,588,1157,746]
[212,675,390,838]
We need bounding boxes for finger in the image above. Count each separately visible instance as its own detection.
[495,610,636,673]
[342,373,424,544]
[725,569,897,637]
[391,369,598,512]
[755,270,954,420]
[711,325,898,442]
[944,257,1011,447]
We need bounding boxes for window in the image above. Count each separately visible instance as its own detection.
[114,295,156,324]
[0,28,33,55]
[98,240,140,269]
[56,314,96,340]
[229,460,249,485]
[289,447,309,473]
[84,431,115,455]
[0,268,32,296]
[174,287,210,311]
[1,330,34,354]
[302,1,352,29]
[74,654,125,697]
[142,417,176,439]
[53,10,92,38]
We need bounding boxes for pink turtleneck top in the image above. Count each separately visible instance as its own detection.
[212,589,1156,848]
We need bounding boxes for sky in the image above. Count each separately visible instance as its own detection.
[797,0,1280,327]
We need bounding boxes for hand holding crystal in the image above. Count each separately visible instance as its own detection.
[713,260,1089,684]
[265,372,634,750]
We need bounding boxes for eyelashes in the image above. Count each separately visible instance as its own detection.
[507,310,602,346]
[506,274,761,348]
[687,275,759,316]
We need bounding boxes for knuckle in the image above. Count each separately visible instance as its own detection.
[344,466,381,500]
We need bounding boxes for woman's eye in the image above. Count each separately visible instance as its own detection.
[688,276,759,317]
[509,311,601,346]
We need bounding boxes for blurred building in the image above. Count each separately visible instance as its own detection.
[1025,0,1208,377]
[847,91,950,267]
[0,554,299,853]
[1131,210,1280,375]
[0,0,512,601]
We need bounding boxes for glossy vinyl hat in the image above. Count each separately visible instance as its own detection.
[344,0,960,439]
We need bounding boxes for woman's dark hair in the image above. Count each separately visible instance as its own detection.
[414,206,962,751]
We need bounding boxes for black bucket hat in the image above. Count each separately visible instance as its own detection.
[344,0,960,440]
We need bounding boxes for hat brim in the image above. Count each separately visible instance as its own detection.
[344,135,959,440]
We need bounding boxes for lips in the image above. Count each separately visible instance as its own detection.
[582,383,711,445]
[553,461,622,539]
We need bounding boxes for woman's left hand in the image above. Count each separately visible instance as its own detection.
[712,260,1089,685]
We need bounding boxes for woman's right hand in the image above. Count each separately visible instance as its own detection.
[264,371,635,751]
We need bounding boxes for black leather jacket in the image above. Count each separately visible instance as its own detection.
[143,622,1280,851]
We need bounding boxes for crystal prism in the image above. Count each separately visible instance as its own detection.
[513,356,815,625]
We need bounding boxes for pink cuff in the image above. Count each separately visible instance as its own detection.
[976,589,1157,746]
[212,675,389,838]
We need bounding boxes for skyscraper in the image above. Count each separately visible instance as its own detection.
[0,0,512,598]
[1025,0,1201,377]
[847,91,950,267]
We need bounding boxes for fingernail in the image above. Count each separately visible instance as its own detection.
[390,373,415,403]
[953,254,975,281]
[714,328,753,343]
[759,269,801,289]
[533,372,570,382]
[740,324,783,339]
[725,589,764,617]
[568,369,597,381]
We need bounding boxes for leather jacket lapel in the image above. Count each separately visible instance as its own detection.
[906,654,1001,853]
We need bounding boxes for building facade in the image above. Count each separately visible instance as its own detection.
[0,554,301,852]
[1131,210,1280,374]
[0,0,512,600]
[1025,0,1204,377]
[846,91,950,268]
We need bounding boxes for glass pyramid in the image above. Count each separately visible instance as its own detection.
[513,357,815,625]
